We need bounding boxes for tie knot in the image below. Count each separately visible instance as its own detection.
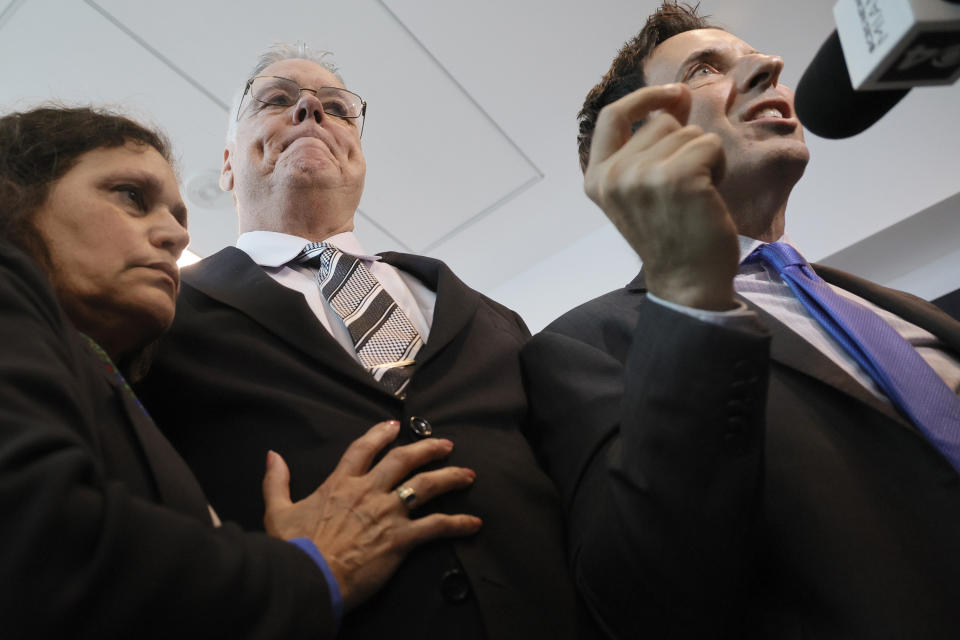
[748,241,811,273]
[293,242,341,279]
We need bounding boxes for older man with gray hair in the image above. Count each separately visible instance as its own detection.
[137,44,581,639]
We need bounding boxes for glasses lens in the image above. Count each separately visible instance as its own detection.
[245,77,364,132]
[316,87,362,119]
[251,76,300,106]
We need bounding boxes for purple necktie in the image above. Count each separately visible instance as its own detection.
[748,242,960,473]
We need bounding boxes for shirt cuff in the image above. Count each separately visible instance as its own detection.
[288,538,343,634]
[647,291,758,328]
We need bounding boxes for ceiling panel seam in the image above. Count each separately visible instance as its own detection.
[377,0,545,252]
[356,208,413,252]
[0,0,27,32]
[377,0,542,180]
[422,173,541,253]
[83,0,229,112]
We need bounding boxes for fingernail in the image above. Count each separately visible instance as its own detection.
[383,420,400,432]
[463,468,476,481]
[265,450,275,471]
[440,439,454,449]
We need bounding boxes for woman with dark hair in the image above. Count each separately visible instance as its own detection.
[0,107,187,380]
[0,106,479,639]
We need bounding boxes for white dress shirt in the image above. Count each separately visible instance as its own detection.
[236,230,436,363]
[650,233,960,402]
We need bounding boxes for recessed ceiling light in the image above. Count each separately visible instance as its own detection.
[185,169,229,209]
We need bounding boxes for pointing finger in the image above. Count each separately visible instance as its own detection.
[397,513,483,551]
[589,83,690,167]
[392,467,477,510]
[372,437,455,490]
[331,420,401,478]
[667,132,727,185]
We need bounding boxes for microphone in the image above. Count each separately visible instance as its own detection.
[795,32,909,138]
[795,0,960,138]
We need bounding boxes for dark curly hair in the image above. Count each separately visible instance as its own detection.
[0,105,172,269]
[576,2,716,171]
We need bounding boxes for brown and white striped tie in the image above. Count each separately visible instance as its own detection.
[294,242,421,395]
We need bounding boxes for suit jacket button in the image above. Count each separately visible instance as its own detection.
[440,568,471,603]
[409,416,432,437]
[732,360,751,377]
[723,418,749,456]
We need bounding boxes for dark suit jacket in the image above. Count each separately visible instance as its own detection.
[521,265,960,640]
[0,241,334,639]
[137,246,581,640]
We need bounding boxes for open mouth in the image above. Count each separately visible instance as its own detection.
[744,100,793,122]
[752,107,784,119]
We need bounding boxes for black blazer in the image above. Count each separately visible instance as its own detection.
[137,247,581,640]
[0,241,334,639]
[521,266,960,640]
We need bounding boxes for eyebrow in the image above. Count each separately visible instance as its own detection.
[261,74,345,91]
[676,46,759,80]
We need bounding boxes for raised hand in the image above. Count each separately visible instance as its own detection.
[262,420,481,610]
[584,83,739,311]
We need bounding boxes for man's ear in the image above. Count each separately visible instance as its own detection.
[219,147,234,192]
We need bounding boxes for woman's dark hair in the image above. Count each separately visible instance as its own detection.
[0,105,172,268]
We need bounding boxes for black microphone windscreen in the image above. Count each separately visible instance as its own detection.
[795,31,910,139]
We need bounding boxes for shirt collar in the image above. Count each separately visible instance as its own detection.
[737,231,801,273]
[236,230,381,267]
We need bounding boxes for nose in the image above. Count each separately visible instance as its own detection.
[152,211,190,259]
[292,91,325,125]
[736,54,784,93]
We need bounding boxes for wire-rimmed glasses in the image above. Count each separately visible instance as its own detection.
[237,75,366,136]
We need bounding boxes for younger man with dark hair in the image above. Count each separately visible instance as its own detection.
[523,3,960,638]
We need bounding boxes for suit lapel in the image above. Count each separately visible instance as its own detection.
[629,269,909,425]
[182,248,480,395]
[183,247,381,393]
[379,251,481,369]
[96,364,212,522]
[816,263,960,355]
[737,294,907,424]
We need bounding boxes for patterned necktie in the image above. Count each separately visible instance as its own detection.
[294,242,422,395]
[747,242,960,472]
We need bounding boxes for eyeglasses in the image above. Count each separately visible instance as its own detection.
[237,75,367,136]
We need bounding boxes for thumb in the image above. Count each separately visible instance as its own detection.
[262,450,293,511]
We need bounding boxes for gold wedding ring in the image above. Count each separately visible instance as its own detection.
[395,485,416,508]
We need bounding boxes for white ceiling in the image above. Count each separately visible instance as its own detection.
[2,0,958,331]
